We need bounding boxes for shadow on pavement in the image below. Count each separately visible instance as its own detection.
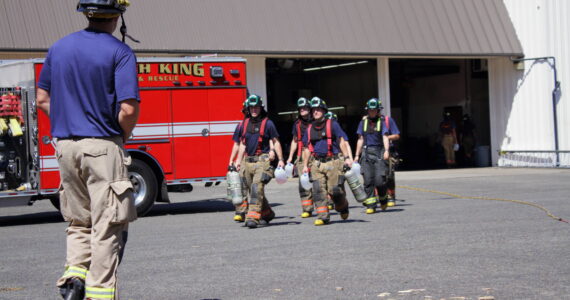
[0,211,64,227]
[380,208,405,213]
[146,200,287,218]
[330,219,370,224]
[265,221,302,226]
[146,199,235,217]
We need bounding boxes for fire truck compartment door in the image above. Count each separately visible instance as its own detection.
[130,90,173,174]
[171,89,212,178]
[207,88,245,177]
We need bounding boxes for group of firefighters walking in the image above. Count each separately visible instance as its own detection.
[228,95,400,228]
[38,0,402,297]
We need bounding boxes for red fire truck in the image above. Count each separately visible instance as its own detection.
[0,57,246,216]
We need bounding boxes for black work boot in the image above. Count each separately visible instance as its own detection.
[60,277,85,300]
[259,209,275,226]
[245,220,258,229]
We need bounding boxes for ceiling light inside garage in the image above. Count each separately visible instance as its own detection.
[303,60,369,72]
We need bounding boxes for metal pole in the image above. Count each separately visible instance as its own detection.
[511,56,560,167]
[550,57,561,167]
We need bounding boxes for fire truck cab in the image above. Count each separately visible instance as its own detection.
[0,57,247,216]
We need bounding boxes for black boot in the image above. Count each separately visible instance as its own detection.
[245,220,258,228]
[60,277,85,300]
[259,209,275,226]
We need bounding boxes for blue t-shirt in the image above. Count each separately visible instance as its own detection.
[386,116,400,135]
[237,118,279,156]
[38,29,139,138]
[303,120,348,156]
[291,119,309,142]
[232,122,242,143]
[439,119,456,135]
[356,117,390,147]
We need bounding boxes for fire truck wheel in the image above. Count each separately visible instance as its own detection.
[129,159,158,217]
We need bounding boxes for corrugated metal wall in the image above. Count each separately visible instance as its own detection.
[489,0,570,167]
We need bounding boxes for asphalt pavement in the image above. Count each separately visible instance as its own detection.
[0,167,569,299]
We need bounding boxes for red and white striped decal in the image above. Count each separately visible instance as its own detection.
[131,120,240,140]
[39,120,240,172]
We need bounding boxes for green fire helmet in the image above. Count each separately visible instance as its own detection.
[365,98,383,110]
[246,94,264,107]
[325,112,337,120]
[297,97,310,109]
[310,97,328,111]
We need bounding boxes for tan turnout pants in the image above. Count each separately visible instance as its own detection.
[310,158,349,222]
[442,134,455,165]
[56,137,136,300]
[296,157,313,213]
[234,157,248,215]
[237,154,275,224]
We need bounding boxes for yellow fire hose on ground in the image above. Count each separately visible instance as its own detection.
[397,185,569,224]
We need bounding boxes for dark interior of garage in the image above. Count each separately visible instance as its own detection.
[389,59,490,169]
[266,58,378,150]
[266,58,490,170]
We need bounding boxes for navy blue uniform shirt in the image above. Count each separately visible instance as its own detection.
[232,122,242,143]
[356,117,390,147]
[237,118,279,156]
[38,29,139,138]
[303,120,348,156]
[291,119,310,142]
[386,116,400,135]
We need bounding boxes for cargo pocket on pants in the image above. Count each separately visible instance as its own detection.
[109,179,137,224]
[261,166,274,184]
[58,185,73,222]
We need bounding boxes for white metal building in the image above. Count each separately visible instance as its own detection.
[491,0,569,167]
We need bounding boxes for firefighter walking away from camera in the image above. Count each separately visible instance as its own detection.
[286,97,314,218]
[440,112,458,167]
[235,95,285,228]
[354,99,390,214]
[302,97,352,226]
[36,1,139,299]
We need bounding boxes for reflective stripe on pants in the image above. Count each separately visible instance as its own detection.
[86,286,115,299]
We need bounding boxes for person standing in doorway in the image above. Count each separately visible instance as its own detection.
[36,1,139,299]
[439,112,458,167]
[460,114,476,166]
